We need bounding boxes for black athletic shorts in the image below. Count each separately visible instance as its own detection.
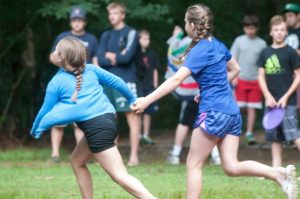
[76,113,118,153]
[178,100,198,129]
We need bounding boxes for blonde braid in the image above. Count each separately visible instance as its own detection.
[71,66,84,102]
[180,4,213,60]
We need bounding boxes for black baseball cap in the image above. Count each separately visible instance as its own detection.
[70,6,86,20]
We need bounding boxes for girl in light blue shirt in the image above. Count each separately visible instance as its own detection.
[31,37,156,199]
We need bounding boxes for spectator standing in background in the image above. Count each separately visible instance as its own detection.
[97,2,141,166]
[230,15,267,145]
[136,30,160,145]
[284,3,300,55]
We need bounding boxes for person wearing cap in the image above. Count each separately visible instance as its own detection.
[283,3,300,56]
[49,5,98,163]
[283,3,300,112]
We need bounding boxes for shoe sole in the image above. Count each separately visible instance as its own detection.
[285,165,298,199]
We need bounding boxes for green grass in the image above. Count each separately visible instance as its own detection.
[0,148,299,199]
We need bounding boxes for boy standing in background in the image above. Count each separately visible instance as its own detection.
[97,2,140,165]
[230,15,267,145]
[137,30,160,145]
[258,15,300,167]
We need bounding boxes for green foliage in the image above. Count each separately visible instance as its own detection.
[38,0,170,22]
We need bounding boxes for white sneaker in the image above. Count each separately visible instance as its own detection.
[166,155,180,165]
[282,165,298,199]
[210,157,221,165]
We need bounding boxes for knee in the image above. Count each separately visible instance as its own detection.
[222,162,239,177]
[71,157,86,171]
[186,154,205,171]
[110,172,127,185]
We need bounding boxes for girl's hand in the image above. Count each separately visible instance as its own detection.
[265,94,277,108]
[130,97,150,114]
[194,94,200,103]
[277,95,288,108]
[30,131,43,139]
[231,77,238,87]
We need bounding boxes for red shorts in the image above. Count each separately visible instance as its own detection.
[235,78,262,109]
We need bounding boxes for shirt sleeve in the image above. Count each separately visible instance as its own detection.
[230,38,240,59]
[93,66,137,104]
[224,45,232,61]
[31,80,60,134]
[184,46,207,74]
[90,35,98,58]
[116,30,138,65]
[50,34,63,53]
[290,48,300,70]
[256,50,266,68]
[97,32,113,68]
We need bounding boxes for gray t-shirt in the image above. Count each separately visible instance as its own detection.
[230,35,267,80]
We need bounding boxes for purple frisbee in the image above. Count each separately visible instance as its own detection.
[263,107,285,130]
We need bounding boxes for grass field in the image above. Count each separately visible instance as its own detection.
[0,148,299,199]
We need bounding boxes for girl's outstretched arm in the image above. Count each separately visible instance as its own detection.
[132,67,191,113]
[31,81,59,138]
[227,57,240,82]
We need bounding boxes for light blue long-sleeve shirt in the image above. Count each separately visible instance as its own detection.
[31,64,136,137]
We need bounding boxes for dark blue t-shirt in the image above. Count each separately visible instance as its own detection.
[184,37,239,115]
[51,31,98,63]
[97,25,139,82]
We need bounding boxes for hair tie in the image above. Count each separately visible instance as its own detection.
[71,90,79,103]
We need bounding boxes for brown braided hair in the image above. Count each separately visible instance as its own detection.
[56,37,86,102]
[180,4,213,60]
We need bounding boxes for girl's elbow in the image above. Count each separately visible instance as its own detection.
[173,76,183,87]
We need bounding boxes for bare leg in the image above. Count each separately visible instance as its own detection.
[186,128,219,199]
[125,112,141,165]
[71,137,93,199]
[218,134,287,184]
[94,146,156,199]
[174,124,189,147]
[74,126,85,144]
[272,142,283,167]
[166,124,190,165]
[246,108,256,133]
[170,124,189,157]
[294,138,300,150]
[51,126,64,158]
[143,114,151,137]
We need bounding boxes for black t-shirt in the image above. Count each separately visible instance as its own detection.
[257,45,300,105]
[136,49,160,91]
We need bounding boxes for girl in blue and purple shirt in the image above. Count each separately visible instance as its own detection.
[132,4,297,199]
